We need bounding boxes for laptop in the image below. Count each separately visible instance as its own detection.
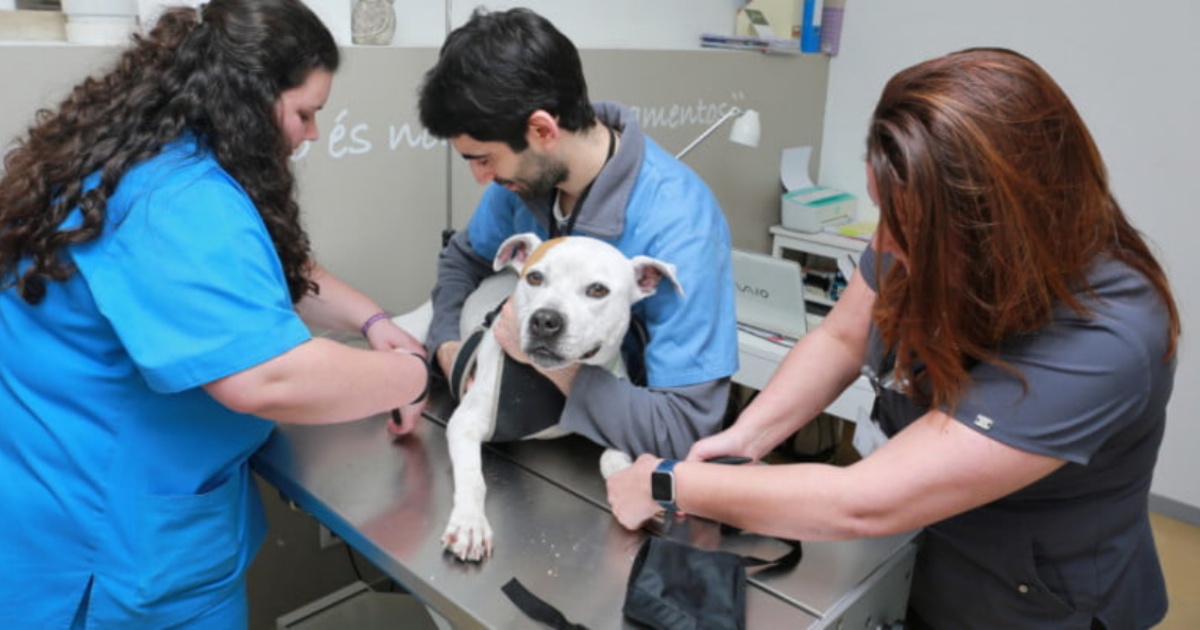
[731,249,810,340]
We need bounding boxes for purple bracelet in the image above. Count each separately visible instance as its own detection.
[360,311,391,338]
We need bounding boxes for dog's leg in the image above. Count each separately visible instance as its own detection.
[441,338,503,562]
[599,448,633,479]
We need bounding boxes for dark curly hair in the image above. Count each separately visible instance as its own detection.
[0,0,339,305]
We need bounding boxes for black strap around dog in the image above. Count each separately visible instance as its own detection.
[448,301,505,402]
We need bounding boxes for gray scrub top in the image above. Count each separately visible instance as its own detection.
[859,245,1171,629]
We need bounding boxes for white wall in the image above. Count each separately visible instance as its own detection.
[392,0,745,48]
[819,1,1200,512]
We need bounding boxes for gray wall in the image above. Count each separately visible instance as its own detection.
[289,47,444,315]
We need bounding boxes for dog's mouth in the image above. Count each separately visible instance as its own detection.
[526,345,566,368]
[525,343,603,368]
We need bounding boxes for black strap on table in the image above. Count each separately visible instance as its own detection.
[720,522,804,573]
[502,577,590,630]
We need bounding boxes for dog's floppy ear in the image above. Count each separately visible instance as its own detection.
[630,256,684,300]
[494,233,543,273]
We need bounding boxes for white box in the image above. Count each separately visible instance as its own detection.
[781,186,856,233]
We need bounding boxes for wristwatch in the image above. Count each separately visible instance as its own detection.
[651,459,680,513]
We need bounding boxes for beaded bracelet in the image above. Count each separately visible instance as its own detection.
[360,311,391,338]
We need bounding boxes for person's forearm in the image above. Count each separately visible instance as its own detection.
[673,459,869,541]
[205,337,428,424]
[734,269,875,456]
[736,326,866,456]
[427,231,492,354]
[295,263,386,335]
[561,372,728,459]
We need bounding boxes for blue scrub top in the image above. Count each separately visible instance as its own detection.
[0,136,312,627]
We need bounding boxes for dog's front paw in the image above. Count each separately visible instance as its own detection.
[441,509,494,562]
[599,449,633,479]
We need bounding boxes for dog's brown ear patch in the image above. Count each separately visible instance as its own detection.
[520,237,566,278]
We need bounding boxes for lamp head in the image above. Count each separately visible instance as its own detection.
[674,105,763,160]
[729,108,761,148]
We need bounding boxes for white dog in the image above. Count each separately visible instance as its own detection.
[441,233,681,562]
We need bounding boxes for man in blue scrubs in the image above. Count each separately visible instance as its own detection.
[418,7,739,459]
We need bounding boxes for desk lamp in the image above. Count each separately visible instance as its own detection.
[674,107,761,160]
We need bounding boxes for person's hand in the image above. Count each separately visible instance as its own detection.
[387,350,430,438]
[686,427,757,464]
[365,317,424,355]
[606,454,666,530]
[387,402,426,437]
[491,299,529,364]
[435,340,460,382]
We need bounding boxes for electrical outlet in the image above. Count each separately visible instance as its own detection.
[318,524,343,550]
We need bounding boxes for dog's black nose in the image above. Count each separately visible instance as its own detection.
[529,308,564,339]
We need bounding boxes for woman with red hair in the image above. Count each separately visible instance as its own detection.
[609,48,1178,629]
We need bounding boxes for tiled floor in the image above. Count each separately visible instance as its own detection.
[1152,512,1200,629]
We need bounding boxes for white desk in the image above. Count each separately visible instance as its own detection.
[734,226,875,422]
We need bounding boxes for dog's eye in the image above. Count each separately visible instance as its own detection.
[586,283,609,298]
[526,271,544,286]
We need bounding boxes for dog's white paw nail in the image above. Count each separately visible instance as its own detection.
[442,513,494,562]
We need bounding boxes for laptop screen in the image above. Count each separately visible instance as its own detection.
[731,249,808,339]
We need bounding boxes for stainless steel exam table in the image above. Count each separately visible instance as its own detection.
[252,389,918,629]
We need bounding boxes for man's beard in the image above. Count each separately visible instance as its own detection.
[498,152,568,201]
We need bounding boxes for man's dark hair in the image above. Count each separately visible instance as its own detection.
[418,7,595,150]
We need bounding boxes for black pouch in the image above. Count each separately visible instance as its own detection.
[503,531,800,630]
[622,534,802,630]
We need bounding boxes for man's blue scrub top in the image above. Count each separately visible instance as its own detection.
[0,137,311,627]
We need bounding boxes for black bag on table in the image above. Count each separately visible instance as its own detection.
[622,533,802,630]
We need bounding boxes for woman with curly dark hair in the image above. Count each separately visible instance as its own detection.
[0,0,429,626]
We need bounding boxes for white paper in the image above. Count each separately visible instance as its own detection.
[780,145,815,191]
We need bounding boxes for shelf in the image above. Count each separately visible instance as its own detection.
[804,286,834,308]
